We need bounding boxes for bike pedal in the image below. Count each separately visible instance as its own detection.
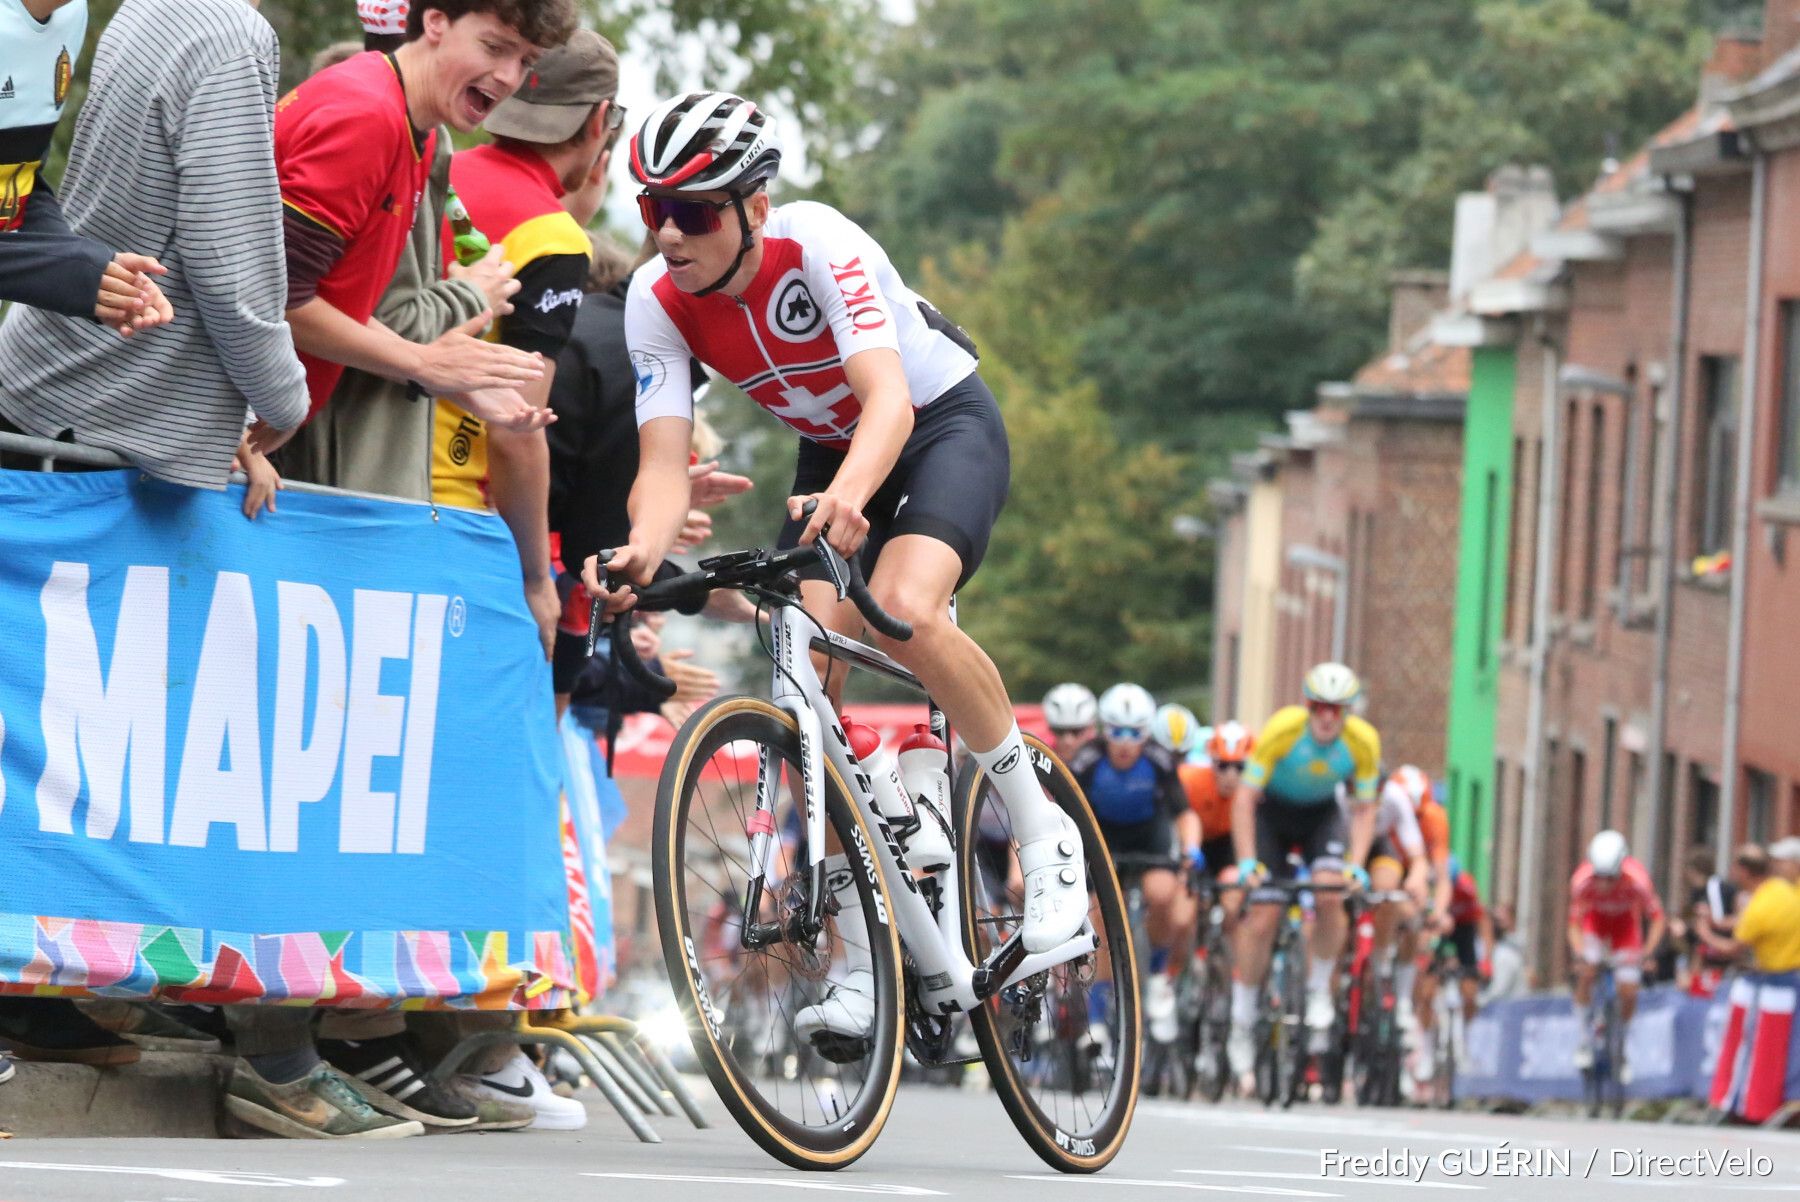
[809,1032,874,1065]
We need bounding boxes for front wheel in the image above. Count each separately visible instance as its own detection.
[653,696,904,1170]
[955,735,1138,1173]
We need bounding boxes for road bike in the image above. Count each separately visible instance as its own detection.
[1342,890,1413,1109]
[1243,872,1345,1108]
[1182,869,1236,1103]
[1115,852,1186,1100]
[1580,962,1625,1119]
[592,528,1137,1171]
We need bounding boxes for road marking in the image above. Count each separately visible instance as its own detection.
[0,1162,342,1188]
[584,1173,943,1196]
[1181,1170,1481,1192]
[1006,1175,1339,1197]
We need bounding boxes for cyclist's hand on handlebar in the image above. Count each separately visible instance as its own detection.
[580,543,656,617]
[790,491,870,558]
[1345,864,1371,895]
[1236,857,1266,886]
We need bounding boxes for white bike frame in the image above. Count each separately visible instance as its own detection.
[741,603,1097,1016]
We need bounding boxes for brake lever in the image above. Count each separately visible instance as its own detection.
[800,500,851,601]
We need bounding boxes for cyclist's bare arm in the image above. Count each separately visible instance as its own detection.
[1345,798,1377,869]
[581,415,693,604]
[1230,783,1260,868]
[1176,810,1202,857]
[792,347,913,557]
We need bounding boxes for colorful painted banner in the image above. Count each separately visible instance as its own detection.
[0,470,574,1008]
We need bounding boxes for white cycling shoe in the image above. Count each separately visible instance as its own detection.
[1304,989,1335,1031]
[1018,813,1088,953]
[1226,1023,1255,1082]
[795,970,876,1054]
[1145,975,1179,1044]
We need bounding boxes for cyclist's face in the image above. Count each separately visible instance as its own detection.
[1050,726,1091,758]
[1104,729,1147,769]
[418,12,542,133]
[1215,761,1244,788]
[647,187,767,293]
[1307,702,1345,743]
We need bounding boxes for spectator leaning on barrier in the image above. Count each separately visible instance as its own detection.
[274,0,574,437]
[1701,845,1800,974]
[430,27,617,657]
[0,0,299,487]
[279,0,521,502]
[0,0,172,341]
[1684,843,1739,998]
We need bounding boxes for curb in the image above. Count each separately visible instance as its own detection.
[0,1051,228,1138]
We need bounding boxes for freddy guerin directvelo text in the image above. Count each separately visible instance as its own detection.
[1320,1144,1776,1182]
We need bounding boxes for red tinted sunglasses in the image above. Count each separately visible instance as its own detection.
[637,191,733,236]
[1307,701,1346,719]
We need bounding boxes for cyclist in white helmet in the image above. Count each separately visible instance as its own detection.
[1043,682,1098,764]
[1068,685,1193,1046]
[584,91,1087,1051]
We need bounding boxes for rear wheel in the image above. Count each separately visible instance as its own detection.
[955,735,1138,1172]
[1192,950,1231,1103]
[654,696,903,1170]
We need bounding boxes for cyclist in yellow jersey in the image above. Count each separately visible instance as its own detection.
[1225,662,1381,1086]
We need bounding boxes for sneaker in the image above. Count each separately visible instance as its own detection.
[471,1050,588,1131]
[1018,813,1088,953]
[318,1036,478,1130]
[0,998,140,1067]
[225,1061,423,1140]
[1304,989,1335,1031]
[1144,975,1178,1044]
[438,1074,534,1132]
[794,971,876,1060]
[79,1000,221,1054]
[1226,1023,1255,1079]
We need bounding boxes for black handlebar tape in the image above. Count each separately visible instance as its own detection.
[611,615,678,702]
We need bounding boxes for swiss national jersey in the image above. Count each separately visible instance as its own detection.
[276,51,434,415]
[1570,857,1664,929]
[628,201,977,447]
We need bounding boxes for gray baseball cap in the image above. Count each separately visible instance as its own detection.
[1769,837,1800,863]
[484,29,619,144]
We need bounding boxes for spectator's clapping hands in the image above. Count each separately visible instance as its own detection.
[689,460,753,508]
[447,245,520,318]
[630,621,661,662]
[455,386,556,431]
[416,313,545,395]
[94,254,174,337]
[662,648,720,708]
[233,436,282,520]
[672,508,711,554]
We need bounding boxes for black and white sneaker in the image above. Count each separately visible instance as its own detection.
[318,1036,478,1129]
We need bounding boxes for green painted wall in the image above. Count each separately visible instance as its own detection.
[1444,344,1517,885]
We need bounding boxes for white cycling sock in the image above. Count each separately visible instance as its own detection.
[1232,980,1258,1028]
[1309,956,1335,994]
[1395,961,1417,1003]
[970,723,1063,845]
[823,854,873,981]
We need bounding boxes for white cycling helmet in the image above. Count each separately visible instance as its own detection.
[1587,829,1629,877]
[1042,683,1097,731]
[1391,764,1430,810]
[1152,703,1200,755]
[1097,683,1156,737]
[629,91,783,194]
[1302,661,1362,706]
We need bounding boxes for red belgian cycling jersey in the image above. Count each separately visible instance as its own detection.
[1570,858,1662,945]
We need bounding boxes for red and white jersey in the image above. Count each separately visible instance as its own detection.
[1570,857,1664,927]
[626,201,978,447]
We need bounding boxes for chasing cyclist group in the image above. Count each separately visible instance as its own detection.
[1040,663,1668,1099]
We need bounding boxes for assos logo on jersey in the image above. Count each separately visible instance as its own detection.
[767,269,824,343]
[2,563,448,855]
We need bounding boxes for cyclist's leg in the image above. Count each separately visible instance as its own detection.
[1571,931,1602,1066]
[1452,923,1480,1024]
[1302,804,1351,1029]
[1367,849,1405,958]
[1203,835,1241,935]
[1228,805,1288,1078]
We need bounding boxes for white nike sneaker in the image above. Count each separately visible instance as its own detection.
[1018,813,1087,953]
[471,1051,588,1131]
[1145,974,1178,1044]
[794,970,876,1047]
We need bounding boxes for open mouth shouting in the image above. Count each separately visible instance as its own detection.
[460,82,500,127]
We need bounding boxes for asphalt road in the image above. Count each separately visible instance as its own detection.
[1,1083,1797,1201]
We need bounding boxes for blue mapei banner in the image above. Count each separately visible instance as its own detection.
[1457,985,1722,1103]
[0,470,574,1007]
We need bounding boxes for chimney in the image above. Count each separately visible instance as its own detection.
[1448,164,1558,303]
[1388,270,1449,350]
[1765,0,1800,68]
[1700,34,1764,105]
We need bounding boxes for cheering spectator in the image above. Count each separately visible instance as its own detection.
[1701,845,1800,974]
[0,0,171,340]
[0,0,291,488]
[430,27,617,655]
[1686,844,1741,998]
[282,0,520,502]
[275,0,575,434]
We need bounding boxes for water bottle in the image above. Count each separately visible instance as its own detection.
[843,718,915,830]
[897,725,954,872]
[445,186,491,267]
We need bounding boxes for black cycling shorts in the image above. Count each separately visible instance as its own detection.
[1444,923,1480,972]
[777,372,1009,591]
[1200,834,1237,879]
[1367,834,1404,872]
[1101,817,1175,864]
[1253,800,1348,877]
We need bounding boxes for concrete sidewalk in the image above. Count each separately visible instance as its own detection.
[0,1053,226,1138]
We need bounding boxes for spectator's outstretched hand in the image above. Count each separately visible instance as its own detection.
[415,313,545,394]
[455,385,556,431]
[662,648,720,707]
[447,244,520,318]
[94,254,173,337]
[233,437,283,520]
[689,460,753,508]
[671,508,711,554]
